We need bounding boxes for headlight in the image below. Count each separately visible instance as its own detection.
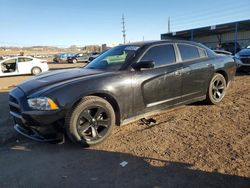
[28,97,59,111]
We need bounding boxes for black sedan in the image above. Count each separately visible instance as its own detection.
[9,40,236,146]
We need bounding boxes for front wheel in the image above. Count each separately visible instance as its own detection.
[65,96,115,147]
[205,73,227,105]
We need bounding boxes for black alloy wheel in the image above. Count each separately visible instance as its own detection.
[66,96,115,146]
[77,106,111,142]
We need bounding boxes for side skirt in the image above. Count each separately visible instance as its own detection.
[120,95,206,126]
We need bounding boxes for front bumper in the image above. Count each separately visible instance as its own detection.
[236,57,250,68]
[9,87,64,142]
[14,124,61,142]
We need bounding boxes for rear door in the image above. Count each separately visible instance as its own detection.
[177,43,212,101]
[17,57,34,74]
[133,44,183,115]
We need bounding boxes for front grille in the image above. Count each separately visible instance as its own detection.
[240,57,250,64]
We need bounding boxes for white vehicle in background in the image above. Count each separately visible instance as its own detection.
[0,56,49,77]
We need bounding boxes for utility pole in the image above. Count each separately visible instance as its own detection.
[168,17,170,33]
[122,14,126,44]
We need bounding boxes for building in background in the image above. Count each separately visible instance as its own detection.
[161,19,250,54]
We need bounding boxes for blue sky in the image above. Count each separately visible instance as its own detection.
[0,0,249,47]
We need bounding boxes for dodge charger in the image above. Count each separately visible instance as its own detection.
[9,40,236,146]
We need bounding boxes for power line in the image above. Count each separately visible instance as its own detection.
[171,16,249,31]
[168,2,249,21]
[169,13,249,32]
[171,10,249,26]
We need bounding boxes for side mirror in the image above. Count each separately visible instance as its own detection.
[132,60,155,71]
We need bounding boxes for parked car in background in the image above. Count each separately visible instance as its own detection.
[87,52,100,63]
[235,48,250,71]
[9,40,236,146]
[221,42,241,55]
[214,49,243,72]
[53,53,76,63]
[67,53,89,63]
[0,56,49,77]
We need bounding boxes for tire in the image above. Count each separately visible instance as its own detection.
[205,73,227,105]
[72,59,77,64]
[31,67,42,75]
[65,96,115,147]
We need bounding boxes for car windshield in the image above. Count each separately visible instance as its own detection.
[85,45,140,70]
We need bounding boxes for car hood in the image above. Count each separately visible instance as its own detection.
[237,49,250,56]
[18,68,105,95]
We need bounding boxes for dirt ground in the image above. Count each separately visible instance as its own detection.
[0,71,249,187]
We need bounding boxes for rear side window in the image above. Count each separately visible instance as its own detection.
[24,58,32,62]
[18,58,32,62]
[141,44,176,67]
[178,44,200,61]
[198,48,207,58]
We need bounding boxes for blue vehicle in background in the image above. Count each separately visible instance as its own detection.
[53,53,76,63]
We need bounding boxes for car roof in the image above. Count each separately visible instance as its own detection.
[0,56,34,62]
[124,40,207,49]
[121,39,208,49]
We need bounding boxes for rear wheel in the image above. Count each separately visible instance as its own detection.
[72,59,77,64]
[31,67,42,75]
[205,73,227,104]
[66,96,115,147]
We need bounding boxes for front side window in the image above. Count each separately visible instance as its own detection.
[141,44,176,67]
[85,45,140,70]
[4,58,17,64]
[178,44,200,61]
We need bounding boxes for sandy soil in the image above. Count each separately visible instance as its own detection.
[0,73,249,187]
[93,74,250,178]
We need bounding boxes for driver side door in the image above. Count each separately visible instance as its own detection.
[132,44,183,116]
[0,58,18,76]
